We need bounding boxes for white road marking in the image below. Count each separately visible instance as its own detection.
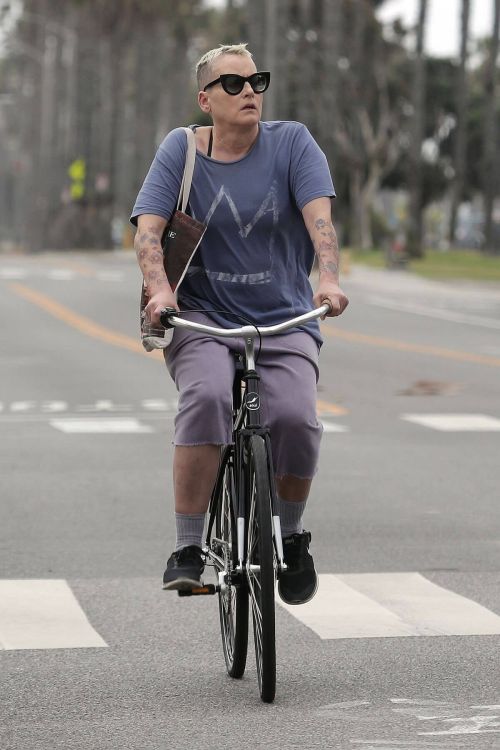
[41,401,68,412]
[368,296,500,330]
[10,401,36,412]
[317,701,372,711]
[278,572,500,639]
[279,575,418,639]
[50,418,154,433]
[419,715,500,736]
[47,269,77,280]
[76,400,133,413]
[322,420,349,433]
[95,270,125,281]
[0,268,26,279]
[142,398,178,411]
[390,698,456,707]
[0,268,126,282]
[402,413,500,432]
[0,399,178,415]
[470,705,500,710]
[0,579,107,650]
[350,741,458,748]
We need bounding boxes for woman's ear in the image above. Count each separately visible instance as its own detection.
[198,91,210,114]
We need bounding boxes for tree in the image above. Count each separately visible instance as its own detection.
[330,0,410,249]
[448,0,471,246]
[407,0,428,257]
[482,0,500,253]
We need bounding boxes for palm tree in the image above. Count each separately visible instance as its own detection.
[407,0,428,258]
[448,0,471,246]
[483,0,500,253]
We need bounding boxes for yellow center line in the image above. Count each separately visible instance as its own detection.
[320,322,500,368]
[9,282,163,361]
[316,399,349,416]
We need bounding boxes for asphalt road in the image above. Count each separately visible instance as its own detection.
[1,251,499,750]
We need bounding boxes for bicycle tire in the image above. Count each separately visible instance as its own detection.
[245,434,276,703]
[213,447,249,678]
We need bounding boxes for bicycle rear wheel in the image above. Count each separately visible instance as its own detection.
[245,434,276,703]
[213,447,248,678]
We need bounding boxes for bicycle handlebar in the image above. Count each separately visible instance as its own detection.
[159,303,331,339]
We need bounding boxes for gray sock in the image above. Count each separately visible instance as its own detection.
[174,512,205,551]
[276,496,306,538]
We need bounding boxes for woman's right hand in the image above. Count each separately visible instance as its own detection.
[145,287,179,326]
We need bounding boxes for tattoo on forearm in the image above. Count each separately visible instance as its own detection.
[313,218,340,279]
[135,227,169,291]
[320,260,339,276]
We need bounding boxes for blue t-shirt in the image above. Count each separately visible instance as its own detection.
[131,121,335,343]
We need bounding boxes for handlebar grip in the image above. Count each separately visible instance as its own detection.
[159,307,178,329]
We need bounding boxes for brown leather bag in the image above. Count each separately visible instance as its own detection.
[140,127,206,351]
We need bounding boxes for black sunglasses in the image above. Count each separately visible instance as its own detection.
[203,71,271,96]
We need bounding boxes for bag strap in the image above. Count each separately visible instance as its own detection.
[177,127,197,213]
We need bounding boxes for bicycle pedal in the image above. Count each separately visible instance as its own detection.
[178,584,218,597]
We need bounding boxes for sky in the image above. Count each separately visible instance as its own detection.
[377,0,493,58]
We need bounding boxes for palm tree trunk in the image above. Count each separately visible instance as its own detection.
[320,0,342,146]
[482,0,500,254]
[407,0,428,258]
[448,0,471,246]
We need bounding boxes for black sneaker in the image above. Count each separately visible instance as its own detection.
[162,545,204,591]
[278,531,318,605]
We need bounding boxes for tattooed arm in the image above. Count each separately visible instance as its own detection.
[301,197,349,318]
[135,214,178,324]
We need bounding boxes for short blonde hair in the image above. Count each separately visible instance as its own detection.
[196,43,253,90]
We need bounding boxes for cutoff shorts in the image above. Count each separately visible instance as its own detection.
[164,312,323,480]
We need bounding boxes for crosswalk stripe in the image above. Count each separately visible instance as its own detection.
[0,580,107,650]
[0,268,124,281]
[278,573,500,639]
[402,414,500,431]
[50,418,154,433]
[0,268,26,279]
[322,420,349,433]
[47,269,77,280]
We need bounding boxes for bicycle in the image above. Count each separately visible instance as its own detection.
[160,303,330,703]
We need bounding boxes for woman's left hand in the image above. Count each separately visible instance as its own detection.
[313,281,349,318]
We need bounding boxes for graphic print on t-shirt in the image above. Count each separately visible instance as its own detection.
[188,181,279,285]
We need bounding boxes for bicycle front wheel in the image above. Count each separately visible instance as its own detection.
[245,434,276,703]
[214,447,249,678]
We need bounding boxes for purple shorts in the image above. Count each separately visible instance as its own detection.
[164,312,323,480]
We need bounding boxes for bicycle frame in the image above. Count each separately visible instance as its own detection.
[200,332,285,595]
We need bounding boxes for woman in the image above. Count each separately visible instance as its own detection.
[131,43,348,605]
